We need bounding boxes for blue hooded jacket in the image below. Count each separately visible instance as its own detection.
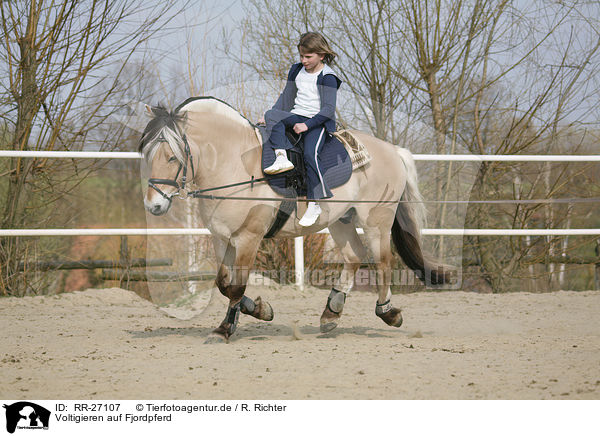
[271,62,342,133]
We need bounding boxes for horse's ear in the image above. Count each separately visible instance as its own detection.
[144,104,154,117]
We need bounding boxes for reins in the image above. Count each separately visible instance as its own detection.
[146,131,600,206]
[186,175,269,198]
[187,193,600,205]
[183,176,600,205]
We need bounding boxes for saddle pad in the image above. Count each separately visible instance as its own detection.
[258,125,352,197]
[332,130,372,170]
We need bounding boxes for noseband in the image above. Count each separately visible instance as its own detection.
[147,133,195,202]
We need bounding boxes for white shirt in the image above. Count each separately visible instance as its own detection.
[291,67,321,117]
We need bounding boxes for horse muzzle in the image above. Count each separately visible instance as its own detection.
[145,185,177,216]
[145,177,181,215]
[148,201,172,216]
[144,194,173,216]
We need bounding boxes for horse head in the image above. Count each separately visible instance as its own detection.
[139,104,195,216]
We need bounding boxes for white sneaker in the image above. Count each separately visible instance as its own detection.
[264,151,294,175]
[299,202,322,227]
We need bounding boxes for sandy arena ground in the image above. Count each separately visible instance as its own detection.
[1,282,599,400]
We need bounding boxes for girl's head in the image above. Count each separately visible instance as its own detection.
[297,32,336,64]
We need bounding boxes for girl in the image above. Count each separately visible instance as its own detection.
[261,32,342,227]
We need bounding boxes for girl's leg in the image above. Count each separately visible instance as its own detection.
[302,127,332,200]
[298,127,332,227]
[264,109,306,150]
[264,110,306,174]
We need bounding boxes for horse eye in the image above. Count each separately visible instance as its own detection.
[168,156,177,163]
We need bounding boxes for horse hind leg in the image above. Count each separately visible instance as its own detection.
[320,288,347,333]
[321,218,367,333]
[362,215,403,328]
[375,297,403,328]
[372,260,403,328]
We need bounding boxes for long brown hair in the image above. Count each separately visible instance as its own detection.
[297,32,337,64]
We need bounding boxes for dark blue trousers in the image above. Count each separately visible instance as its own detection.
[265,108,333,200]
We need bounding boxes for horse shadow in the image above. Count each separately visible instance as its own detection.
[127,322,404,342]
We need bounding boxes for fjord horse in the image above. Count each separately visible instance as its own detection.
[140,97,451,342]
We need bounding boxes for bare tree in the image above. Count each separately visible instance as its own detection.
[0,0,186,295]
[460,1,600,291]
[231,0,600,292]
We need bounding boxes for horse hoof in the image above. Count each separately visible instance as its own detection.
[205,325,231,344]
[320,306,341,333]
[241,296,274,321]
[320,321,338,333]
[204,333,228,344]
[255,296,274,321]
[377,307,403,328]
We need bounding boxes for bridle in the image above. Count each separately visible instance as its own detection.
[146,130,270,204]
[147,133,195,203]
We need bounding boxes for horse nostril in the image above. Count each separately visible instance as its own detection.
[152,204,162,214]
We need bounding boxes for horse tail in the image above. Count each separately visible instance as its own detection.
[392,147,453,285]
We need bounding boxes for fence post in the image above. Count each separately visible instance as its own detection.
[595,239,600,291]
[294,236,304,290]
[119,236,130,288]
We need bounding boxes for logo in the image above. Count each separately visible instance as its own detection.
[3,402,50,434]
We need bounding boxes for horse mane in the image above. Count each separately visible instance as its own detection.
[176,96,256,129]
[139,97,256,160]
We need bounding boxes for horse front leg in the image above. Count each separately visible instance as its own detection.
[206,230,273,343]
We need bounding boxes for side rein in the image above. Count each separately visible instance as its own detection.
[147,133,195,203]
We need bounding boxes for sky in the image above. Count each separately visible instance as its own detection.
[128,0,599,129]
[136,0,247,99]
[4,0,595,141]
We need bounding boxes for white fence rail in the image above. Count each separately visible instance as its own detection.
[0,151,140,159]
[2,150,599,289]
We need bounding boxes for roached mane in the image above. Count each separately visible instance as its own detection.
[139,97,256,161]
[175,96,256,128]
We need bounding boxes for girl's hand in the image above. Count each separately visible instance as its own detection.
[257,116,265,124]
[293,123,308,134]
